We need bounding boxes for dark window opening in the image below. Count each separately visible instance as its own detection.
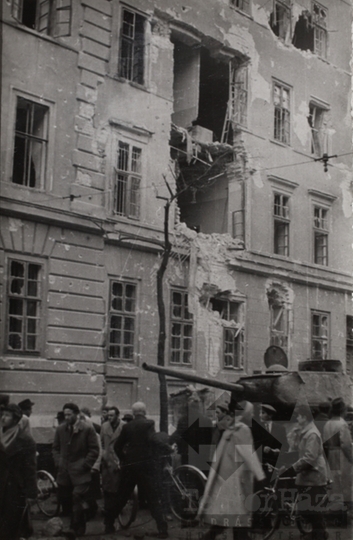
[292,3,327,58]
[270,0,291,41]
[197,48,229,142]
[12,97,49,189]
[12,0,72,37]
[22,0,37,29]
[119,8,145,85]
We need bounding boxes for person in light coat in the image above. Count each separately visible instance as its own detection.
[323,397,353,511]
[198,401,265,540]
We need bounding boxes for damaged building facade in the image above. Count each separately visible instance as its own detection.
[0,0,352,425]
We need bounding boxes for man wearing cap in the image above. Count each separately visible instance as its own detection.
[0,403,37,540]
[18,398,34,435]
[323,397,353,512]
[52,402,99,536]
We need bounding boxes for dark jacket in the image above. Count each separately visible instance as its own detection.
[114,415,155,465]
[52,419,99,486]
[252,419,289,469]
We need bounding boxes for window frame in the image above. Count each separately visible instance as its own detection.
[11,0,72,38]
[108,279,138,362]
[5,256,45,355]
[118,5,147,86]
[273,192,290,256]
[114,140,142,220]
[308,101,329,157]
[170,289,193,366]
[230,62,249,128]
[273,80,291,145]
[311,1,328,59]
[210,297,245,370]
[313,205,329,266]
[229,0,251,15]
[311,310,330,360]
[270,0,292,41]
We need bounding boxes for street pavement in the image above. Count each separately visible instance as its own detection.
[30,505,353,540]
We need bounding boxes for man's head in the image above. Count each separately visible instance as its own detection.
[331,397,346,418]
[1,404,22,429]
[132,402,147,418]
[107,406,120,426]
[215,404,229,421]
[63,402,80,426]
[81,407,91,418]
[101,406,110,423]
[296,404,312,428]
[18,398,34,417]
[260,403,276,423]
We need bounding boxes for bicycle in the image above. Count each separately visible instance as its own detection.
[36,469,60,517]
[251,467,330,540]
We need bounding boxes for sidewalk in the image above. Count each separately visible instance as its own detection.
[30,505,353,540]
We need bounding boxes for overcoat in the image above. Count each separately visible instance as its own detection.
[198,420,265,528]
[100,419,124,492]
[52,418,99,486]
[0,429,37,540]
[292,421,328,486]
[323,416,352,502]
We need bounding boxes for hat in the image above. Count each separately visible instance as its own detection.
[4,403,23,421]
[63,402,80,414]
[18,399,34,410]
[331,397,346,416]
[216,401,230,413]
[122,413,133,422]
[261,404,277,414]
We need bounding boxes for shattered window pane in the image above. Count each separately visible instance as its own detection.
[171,290,193,365]
[109,281,137,361]
[7,260,42,353]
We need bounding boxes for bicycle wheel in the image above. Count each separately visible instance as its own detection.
[251,489,280,540]
[118,487,138,529]
[169,465,206,525]
[36,470,60,517]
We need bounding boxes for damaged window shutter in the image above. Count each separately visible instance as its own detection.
[129,177,141,219]
[53,0,72,37]
[12,0,21,21]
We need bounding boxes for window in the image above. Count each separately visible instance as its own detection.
[230,0,250,14]
[210,298,245,369]
[12,0,72,37]
[170,290,193,365]
[267,287,289,353]
[313,206,328,265]
[273,82,290,144]
[308,103,327,156]
[7,260,42,352]
[114,141,141,219]
[274,193,289,256]
[270,0,291,41]
[312,1,327,58]
[119,7,145,85]
[311,311,329,359]
[12,97,49,189]
[109,281,136,360]
[231,63,248,127]
[346,316,353,378]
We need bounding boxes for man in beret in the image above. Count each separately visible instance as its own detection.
[52,402,99,536]
[0,403,37,540]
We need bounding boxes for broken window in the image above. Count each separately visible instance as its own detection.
[119,7,145,85]
[274,193,290,256]
[12,0,72,37]
[12,97,49,189]
[312,1,327,58]
[346,316,353,378]
[267,289,289,352]
[210,298,244,369]
[230,0,250,14]
[114,141,141,219]
[170,290,193,365]
[311,310,329,359]
[273,82,290,144]
[270,0,291,41]
[308,103,327,156]
[109,280,137,360]
[222,62,248,142]
[292,3,327,58]
[313,206,328,265]
[7,260,42,352]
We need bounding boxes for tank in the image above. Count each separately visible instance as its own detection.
[142,358,352,420]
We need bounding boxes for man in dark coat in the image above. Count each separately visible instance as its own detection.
[52,402,99,536]
[113,402,168,538]
[0,403,37,540]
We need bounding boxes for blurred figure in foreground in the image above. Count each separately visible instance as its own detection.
[0,403,37,540]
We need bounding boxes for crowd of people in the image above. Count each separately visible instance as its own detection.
[0,393,352,540]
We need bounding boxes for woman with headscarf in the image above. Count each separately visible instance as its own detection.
[198,401,266,540]
[0,403,37,540]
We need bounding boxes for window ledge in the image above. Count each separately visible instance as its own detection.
[270,139,291,149]
[3,20,78,53]
[108,75,149,93]
[229,6,253,21]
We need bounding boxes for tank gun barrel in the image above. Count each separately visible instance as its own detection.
[142,362,244,393]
